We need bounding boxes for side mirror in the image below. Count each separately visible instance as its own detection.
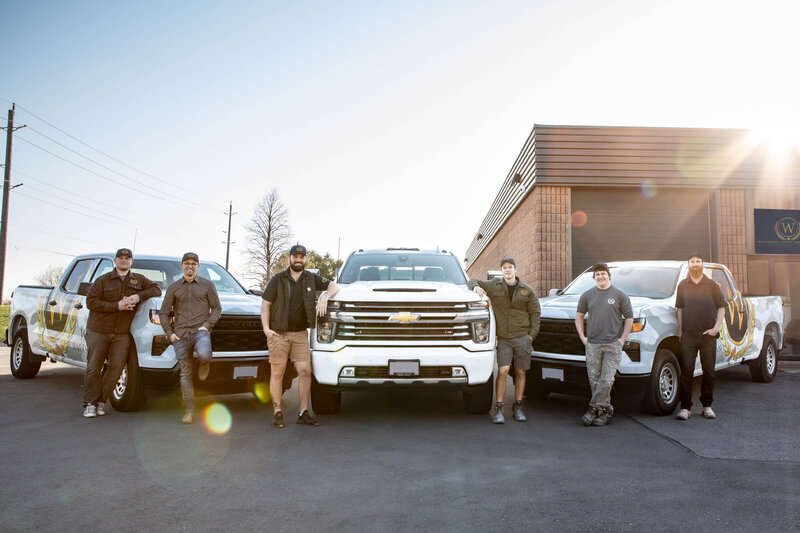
[548,288,561,297]
[78,282,92,296]
[249,289,263,297]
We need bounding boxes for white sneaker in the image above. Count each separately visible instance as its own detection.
[675,408,691,420]
[83,404,97,418]
[702,407,716,419]
[96,403,106,416]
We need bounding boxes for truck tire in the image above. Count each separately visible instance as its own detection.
[642,348,680,415]
[749,338,777,383]
[10,330,41,379]
[462,377,493,414]
[311,379,341,414]
[110,348,147,412]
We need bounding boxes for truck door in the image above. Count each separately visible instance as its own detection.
[710,267,756,365]
[68,259,115,362]
[41,258,95,360]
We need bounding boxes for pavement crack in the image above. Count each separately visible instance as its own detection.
[625,414,699,457]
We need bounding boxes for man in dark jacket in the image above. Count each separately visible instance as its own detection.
[261,244,339,428]
[83,248,161,418]
[468,257,540,424]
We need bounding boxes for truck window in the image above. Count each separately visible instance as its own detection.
[339,253,467,284]
[710,268,735,301]
[63,259,94,293]
[91,259,114,281]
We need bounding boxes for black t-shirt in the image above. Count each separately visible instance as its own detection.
[506,281,518,301]
[675,275,726,335]
[263,271,330,332]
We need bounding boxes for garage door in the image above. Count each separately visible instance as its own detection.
[571,188,714,278]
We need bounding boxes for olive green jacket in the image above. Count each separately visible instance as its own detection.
[467,277,541,340]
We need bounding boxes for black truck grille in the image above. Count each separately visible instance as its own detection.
[353,366,455,378]
[532,318,586,356]
[211,315,268,352]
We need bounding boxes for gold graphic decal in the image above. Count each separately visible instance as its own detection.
[775,216,800,241]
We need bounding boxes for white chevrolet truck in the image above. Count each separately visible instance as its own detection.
[7,253,274,411]
[310,248,496,414]
[529,260,784,414]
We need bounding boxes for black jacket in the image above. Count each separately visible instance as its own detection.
[267,269,320,333]
[86,270,161,334]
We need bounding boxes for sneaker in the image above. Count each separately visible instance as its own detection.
[83,404,97,418]
[199,361,210,382]
[592,407,613,426]
[272,411,286,429]
[581,407,598,426]
[512,401,527,422]
[702,407,716,419]
[96,403,106,416]
[491,403,505,424]
[297,410,320,426]
[675,408,691,421]
[182,412,194,425]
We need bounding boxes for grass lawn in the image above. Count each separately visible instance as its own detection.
[0,305,9,340]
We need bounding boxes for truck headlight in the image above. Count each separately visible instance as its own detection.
[149,310,161,324]
[317,321,335,343]
[468,300,489,309]
[631,318,646,332]
[472,321,490,343]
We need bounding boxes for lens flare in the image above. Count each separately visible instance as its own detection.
[253,382,271,404]
[203,403,232,435]
[641,180,657,198]
[571,211,588,227]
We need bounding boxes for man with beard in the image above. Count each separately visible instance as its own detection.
[261,245,340,428]
[83,248,161,417]
[675,251,726,421]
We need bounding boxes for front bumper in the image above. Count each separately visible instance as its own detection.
[141,356,271,394]
[529,356,650,396]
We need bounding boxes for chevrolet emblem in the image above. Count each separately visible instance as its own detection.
[388,312,420,323]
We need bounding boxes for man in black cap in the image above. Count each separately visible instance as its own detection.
[261,244,339,428]
[675,251,726,421]
[158,252,222,425]
[83,248,161,418]
[468,257,540,424]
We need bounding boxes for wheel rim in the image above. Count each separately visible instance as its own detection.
[766,343,776,375]
[113,365,128,400]
[12,339,23,370]
[659,362,677,403]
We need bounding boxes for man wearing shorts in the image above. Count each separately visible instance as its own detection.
[468,257,540,424]
[261,244,339,428]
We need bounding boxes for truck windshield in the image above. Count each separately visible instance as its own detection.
[131,260,247,295]
[339,253,467,284]
[561,267,680,299]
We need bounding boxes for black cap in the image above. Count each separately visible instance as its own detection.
[688,251,703,261]
[500,257,516,267]
[115,248,133,258]
[182,252,199,263]
[290,244,307,256]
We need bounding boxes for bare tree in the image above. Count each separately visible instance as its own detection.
[243,189,293,289]
[34,265,65,286]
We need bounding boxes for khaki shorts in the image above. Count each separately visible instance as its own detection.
[267,330,311,364]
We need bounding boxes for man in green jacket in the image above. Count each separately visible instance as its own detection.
[468,257,540,424]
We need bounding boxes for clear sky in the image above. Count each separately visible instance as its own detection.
[2,0,799,297]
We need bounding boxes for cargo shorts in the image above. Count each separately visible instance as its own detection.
[267,330,311,364]
[497,335,532,370]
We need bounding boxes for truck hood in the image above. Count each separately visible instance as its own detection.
[333,281,480,303]
[538,294,661,319]
[148,293,263,315]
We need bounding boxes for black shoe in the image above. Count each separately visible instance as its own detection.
[592,408,613,426]
[581,407,598,426]
[512,400,527,422]
[297,410,319,426]
[272,411,286,428]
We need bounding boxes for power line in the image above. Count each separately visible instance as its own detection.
[10,243,77,258]
[14,190,141,230]
[10,223,105,246]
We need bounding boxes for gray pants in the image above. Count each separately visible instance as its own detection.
[585,341,623,410]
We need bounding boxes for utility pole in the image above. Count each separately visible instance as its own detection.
[222,201,236,270]
[0,104,25,302]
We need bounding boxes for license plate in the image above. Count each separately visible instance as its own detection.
[389,360,419,376]
[233,365,258,379]
[542,367,564,381]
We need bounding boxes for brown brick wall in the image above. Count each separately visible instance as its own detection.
[467,186,570,296]
[719,189,748,292]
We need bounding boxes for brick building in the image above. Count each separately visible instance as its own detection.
[464,125,800,339]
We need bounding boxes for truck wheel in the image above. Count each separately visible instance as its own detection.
[462,377,493,414]
[311,379,341,414]
[749,338,777,383]
[642,349,680,415]
[110,348,147,412]
[10,330,41,379]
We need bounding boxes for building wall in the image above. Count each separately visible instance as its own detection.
[719,189,748,292]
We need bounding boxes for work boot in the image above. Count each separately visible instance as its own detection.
[272,411,286,429]
[83,404,97,418]
[581,406,598,426]
[491,402,505,424]
[96,403,107,416]
[592,407,613,426]
[512,400,527,422]
[182,411,194,425]
[675,408,691,421]
[702,406,716,419]
[199,361,210,382]
[297,410,320,426]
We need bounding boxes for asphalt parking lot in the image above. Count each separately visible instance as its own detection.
[1,348,798,533]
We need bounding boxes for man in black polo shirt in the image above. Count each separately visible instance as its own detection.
[675,251,726,421]
[261,244,339,428]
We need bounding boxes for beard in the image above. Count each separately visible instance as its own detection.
[689,265,703,275]
[290,262,305,272]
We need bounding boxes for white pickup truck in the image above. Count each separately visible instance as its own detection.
[310,248,496,414]
[528,260,784,414]
[7,253,275,411]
